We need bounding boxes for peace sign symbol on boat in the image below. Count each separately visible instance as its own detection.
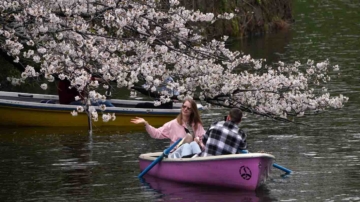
[239,166,252,180]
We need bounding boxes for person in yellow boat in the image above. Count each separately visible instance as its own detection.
[57,78,114,107]
[131,98,205,157]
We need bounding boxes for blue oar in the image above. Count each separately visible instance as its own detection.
[273,163,292,174]
[239,150,292,175]
[138,138,182,178]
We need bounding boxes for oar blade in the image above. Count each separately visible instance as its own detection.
[273,163,292,174]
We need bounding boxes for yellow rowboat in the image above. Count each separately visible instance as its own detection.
[0,91,202,127]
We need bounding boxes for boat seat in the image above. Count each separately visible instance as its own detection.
[164,154,195,159]
[181,154,196,158]
[40,99,56,104]
[135,101,173,109]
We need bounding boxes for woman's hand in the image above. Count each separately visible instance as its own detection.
[194,137,205,150]
[130,117,148,126]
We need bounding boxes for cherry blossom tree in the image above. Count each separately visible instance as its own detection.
[0,0,348,125]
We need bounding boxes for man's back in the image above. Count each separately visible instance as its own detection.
[200,121,246,157]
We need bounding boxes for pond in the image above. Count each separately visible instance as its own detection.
[1,1,360,201]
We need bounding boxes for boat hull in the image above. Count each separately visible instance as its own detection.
[0,91,184,127]
[139,152,274,191]
[0,105,176,127]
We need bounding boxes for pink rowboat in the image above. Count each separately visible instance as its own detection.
[139,152,275,191]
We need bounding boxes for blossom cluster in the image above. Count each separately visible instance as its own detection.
[0,0,348,121]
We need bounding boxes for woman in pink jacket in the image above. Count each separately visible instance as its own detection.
[131,98,205,146]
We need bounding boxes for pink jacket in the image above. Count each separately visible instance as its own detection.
[145,119,206,145]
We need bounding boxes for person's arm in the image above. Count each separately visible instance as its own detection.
[194,123,206,148]
[201,121,219,146]
[200,127,212,150]
[145,121,172,139]
[131,117,172,139]
[194,123,206,139]
[238,129,247,150]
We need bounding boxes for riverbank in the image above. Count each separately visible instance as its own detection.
[179,0,293,37]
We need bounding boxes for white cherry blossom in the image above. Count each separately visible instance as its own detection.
[71,110,78,116]
[0,0,349,123]
[40,83,47,90]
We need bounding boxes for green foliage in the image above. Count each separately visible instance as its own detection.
[0,55,54,94]
[231,18,241,37]
[219,0,229,12]
[0,56,20,80]
[178,0,292,38]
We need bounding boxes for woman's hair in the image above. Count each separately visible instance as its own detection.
[176,98,202,131]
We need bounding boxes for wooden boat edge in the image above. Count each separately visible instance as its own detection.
[0,91,203,110]
[0,99,181,114]
[139,152,275,162]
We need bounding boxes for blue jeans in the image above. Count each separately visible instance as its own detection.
[238,149,249,154]
[169,142,202,158]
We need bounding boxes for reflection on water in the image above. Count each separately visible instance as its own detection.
[140,175,275,202]
[53,134,95,197]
